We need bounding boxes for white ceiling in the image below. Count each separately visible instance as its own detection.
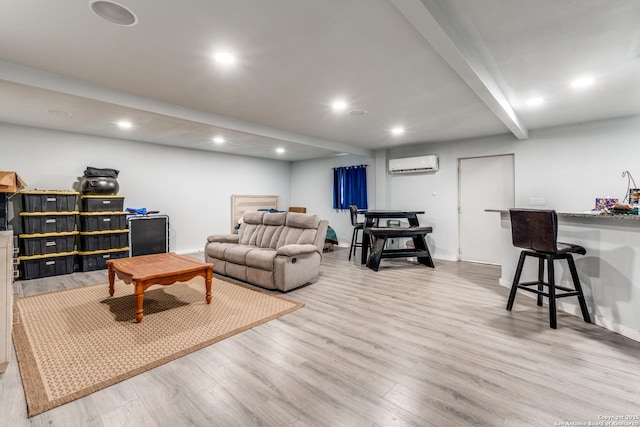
[1,0,639,161]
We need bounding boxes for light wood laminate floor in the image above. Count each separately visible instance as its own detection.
[2,249,640,426]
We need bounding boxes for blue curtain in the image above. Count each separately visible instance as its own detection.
[333,165,368,210]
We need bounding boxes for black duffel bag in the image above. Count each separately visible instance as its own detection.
[83,166,119,178]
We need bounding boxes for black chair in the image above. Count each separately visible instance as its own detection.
[506,209,591,329]
[348,205,364,261]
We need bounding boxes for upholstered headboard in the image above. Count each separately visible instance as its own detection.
[231,194,279,232]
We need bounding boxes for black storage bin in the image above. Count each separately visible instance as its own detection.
[20,212,78,234]
[19,251,77,280]
[79,212,128,231]
[78,230,128,251]
[19,231,78,256]
[80,195,125,212]
[21,191,78,212]
[76,248,130,271]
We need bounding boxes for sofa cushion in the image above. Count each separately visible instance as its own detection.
[243,211,265,224]
[276,227,318,247]
[239,223,262,245]
[286,212,320,229]
[263,212,287,225]
[224,245,257,264]
[245,248,277,270]
[274,213,322,247]
[255,212,287,248]
[238,211,265,245]
[206,242,236,259]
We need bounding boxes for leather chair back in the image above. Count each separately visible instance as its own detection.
[509,209,558,254]
[349,205,359,226]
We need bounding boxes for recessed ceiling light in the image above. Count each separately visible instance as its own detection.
[214,52,235,64]
[391,126,405,135]
[212,136,225,144]
[332,100,348,111]
[117,120,133,129]
[276,148,285,154]
[526,97,544,107]
[571,76,594,88]
[89,1,137,26]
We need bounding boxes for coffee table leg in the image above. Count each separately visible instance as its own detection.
[108,263,115,297]
[205,267,212,304]
[135,282,144,323]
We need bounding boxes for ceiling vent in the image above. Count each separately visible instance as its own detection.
[90,1,137,26]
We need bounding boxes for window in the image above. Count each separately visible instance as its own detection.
[333,165,368,210]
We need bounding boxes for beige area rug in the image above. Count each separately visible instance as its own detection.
[12,276,303,417]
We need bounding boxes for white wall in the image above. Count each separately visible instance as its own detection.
[383,115,640,260]
[5,114,640,257]
[1,123,291,254]
[289,115,640,259]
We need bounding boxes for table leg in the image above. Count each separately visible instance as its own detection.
[361,230,369,264]
[134,282,144,323]
[108,263,115,296]
[366,237,387,271]
[205,267,212,304]
[413,235,435,268]
[361,218,375,265]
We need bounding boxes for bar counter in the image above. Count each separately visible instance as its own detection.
[487,209,640,342]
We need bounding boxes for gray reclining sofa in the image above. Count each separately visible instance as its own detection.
[205,211,329,292]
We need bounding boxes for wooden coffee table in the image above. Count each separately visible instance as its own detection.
[107,252,213,323]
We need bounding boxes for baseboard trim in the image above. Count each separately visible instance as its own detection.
[176,249,204,256]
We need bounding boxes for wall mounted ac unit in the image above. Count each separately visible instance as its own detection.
[388,155,439,174]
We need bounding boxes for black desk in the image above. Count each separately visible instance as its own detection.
[357,210,425,265]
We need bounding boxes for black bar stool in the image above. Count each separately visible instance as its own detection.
[348,205,364,261]
[506,209,592,329]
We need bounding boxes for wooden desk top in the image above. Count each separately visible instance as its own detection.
[106,252,212,281]
[357,210,425,218]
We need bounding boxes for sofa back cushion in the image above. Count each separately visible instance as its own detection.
[276,212,322,248]
[239,211,286,248]
[238,211,264,245]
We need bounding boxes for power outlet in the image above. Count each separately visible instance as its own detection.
[528,197,546,206]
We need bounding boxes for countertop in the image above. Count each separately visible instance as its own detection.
[485,209,640,221]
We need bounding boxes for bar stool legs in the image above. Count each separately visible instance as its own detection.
[349,226,363,261]
[567,254,592,324]
[506,251,592,329]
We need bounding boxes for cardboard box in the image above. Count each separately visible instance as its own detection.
[0,172,26,193]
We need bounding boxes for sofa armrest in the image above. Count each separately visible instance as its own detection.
[276,244,318,257]
[207,234,239,243]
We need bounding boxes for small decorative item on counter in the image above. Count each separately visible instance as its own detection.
[621,170,638,204]
[595,197,618,211]
[610,202,637,214]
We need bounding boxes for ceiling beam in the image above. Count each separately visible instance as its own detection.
[0,59,373,158]
[391,0,528,140]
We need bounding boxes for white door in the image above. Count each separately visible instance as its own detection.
[459,154,514,264]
